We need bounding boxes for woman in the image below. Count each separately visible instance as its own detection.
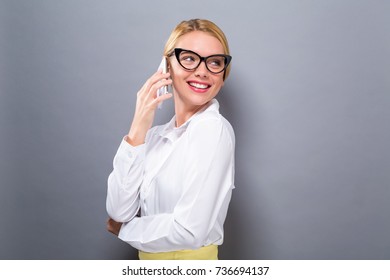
[106,19,235,260]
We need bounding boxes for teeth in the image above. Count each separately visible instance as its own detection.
[189,82,208,89]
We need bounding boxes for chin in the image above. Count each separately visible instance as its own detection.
[188,92,217,105]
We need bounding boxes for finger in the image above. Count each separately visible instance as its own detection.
[153,93,173,108]
[147,71,171,88]
[138,71,171,99]
[150,79,173,97]
[157,93,173,102]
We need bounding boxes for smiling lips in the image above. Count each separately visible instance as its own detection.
[188,81,211,93]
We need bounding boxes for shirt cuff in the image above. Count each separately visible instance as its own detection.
[116,136,146,166]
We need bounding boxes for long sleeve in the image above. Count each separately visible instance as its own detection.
[106,139,145,222]
[118,117,235,252]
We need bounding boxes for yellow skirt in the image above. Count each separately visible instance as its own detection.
[139,245,218,260]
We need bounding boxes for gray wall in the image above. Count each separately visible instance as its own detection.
[1,0,389,259]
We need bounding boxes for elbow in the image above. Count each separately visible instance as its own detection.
[106,175,141,222]
[106,208,124,223]
[107,209,137,223]
[106,202,122,222]
[106,198,140,223]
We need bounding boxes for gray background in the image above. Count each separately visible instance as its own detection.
[1,0,389,259]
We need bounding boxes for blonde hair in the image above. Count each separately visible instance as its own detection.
[164,19,231,80]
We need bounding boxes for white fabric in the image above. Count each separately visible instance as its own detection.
[106,99,235,253]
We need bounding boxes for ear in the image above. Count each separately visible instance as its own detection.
[167,58,174,76]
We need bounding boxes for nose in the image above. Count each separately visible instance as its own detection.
[194,60,209,78]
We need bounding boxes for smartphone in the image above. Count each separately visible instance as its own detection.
[157,57,169,97]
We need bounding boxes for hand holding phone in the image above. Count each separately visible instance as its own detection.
[126,59,172,145]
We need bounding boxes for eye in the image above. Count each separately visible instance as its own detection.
[209,59,222,66]
[207,57,224,69]
[180,54,197,64]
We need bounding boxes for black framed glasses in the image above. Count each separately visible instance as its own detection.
[170,48,232,74]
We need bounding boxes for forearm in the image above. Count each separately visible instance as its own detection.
[126,125,149,146]
[118,213,206,252]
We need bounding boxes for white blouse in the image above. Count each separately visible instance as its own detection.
[106,99,235,253]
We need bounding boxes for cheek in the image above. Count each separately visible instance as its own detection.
[169,65,182,81]
[170,67,191,90]
[213,77,224,90]
[169,71,186,93]
[169,59,185,75]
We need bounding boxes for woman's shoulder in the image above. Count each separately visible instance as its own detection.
[191,100,233,131]
[190,110,233,133]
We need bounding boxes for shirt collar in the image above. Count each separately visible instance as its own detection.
[158,99,220,142]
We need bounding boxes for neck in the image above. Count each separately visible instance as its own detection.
[174,97,211,127]
[174,104,203,127]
